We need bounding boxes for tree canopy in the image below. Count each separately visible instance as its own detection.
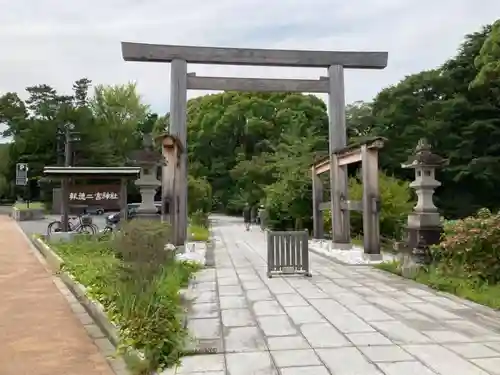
[186,92,329,213]
[351,22,500,217]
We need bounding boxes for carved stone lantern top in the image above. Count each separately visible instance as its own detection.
[128,133,162,167]
[401,138,448,169]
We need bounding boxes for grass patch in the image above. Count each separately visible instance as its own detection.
[13,201,44,210]
[375,261,500,310]
[375,260,402,276]
[188,224,210,242]
[49,227,201,374]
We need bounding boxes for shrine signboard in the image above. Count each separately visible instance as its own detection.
[67,184,121,210]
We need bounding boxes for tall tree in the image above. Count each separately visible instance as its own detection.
[359,23,500,217]
[90,82,150,162]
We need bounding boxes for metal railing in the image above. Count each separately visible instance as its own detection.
[267,230,311,278]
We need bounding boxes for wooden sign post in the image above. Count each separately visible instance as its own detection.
[159,133,185,246]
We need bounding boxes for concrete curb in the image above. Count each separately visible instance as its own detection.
[308,241,392,267]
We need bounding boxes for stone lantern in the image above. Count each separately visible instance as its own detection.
[401,138,448,263]
[128,134,162,219]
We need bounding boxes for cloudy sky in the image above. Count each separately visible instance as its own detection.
[1,0,499,119]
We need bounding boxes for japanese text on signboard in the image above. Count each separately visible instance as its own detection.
[69,192,118,201]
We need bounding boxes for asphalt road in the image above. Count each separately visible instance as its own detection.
[15,213,109,237]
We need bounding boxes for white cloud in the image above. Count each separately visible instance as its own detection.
[0,0,498,121]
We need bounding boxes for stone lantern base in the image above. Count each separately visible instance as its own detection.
[405,225,442,265]
[135,183,160,220]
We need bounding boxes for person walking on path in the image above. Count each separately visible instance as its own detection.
[243,203,252,231]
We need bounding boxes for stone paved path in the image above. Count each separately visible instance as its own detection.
[167,215,500,375]
[0,216,115,375]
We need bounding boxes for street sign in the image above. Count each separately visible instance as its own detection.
[16,163,28,186]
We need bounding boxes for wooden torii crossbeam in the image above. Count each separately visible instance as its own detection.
[121,42,388,245]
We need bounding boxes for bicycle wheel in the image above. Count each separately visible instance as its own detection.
[47,221,63,236]
[98,225,112,240]
[78,224,96,235]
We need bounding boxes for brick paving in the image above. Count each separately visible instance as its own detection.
[0,216,115,375]
[164,215,500,375]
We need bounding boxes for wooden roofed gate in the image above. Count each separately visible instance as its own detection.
[312,138,385,257]
[121,41,388,246]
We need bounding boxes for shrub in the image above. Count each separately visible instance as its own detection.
[431,208,500,283]
[264,177,313,231]
[190,209,210,228]
[188,224,210,242]
[350,172,414,239]
[112,219,173,282]
[51,221,200,373]
[188,175,212,214]
[323,172,413,239]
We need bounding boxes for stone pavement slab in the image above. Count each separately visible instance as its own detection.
[166,215,500,375]
[0,216,115,375]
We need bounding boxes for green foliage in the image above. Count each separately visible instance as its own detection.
[349,173,414,239]
[188,224,210,242]
[431,208,500,283]
[188,175,212,214]
[189,210,210,229]
[112,220,174,282]
[187,92,328,213]
[0,79,158,203]
[90,82,150,163]
[50,222,200,373]
[357,23,500,218]
[377,205,500,310]
[13,201,45,211]
[375,260,402,276]
[375,261,500,310]
[264,129,327,230]
[471,20,500,88]
[322,173,414,239]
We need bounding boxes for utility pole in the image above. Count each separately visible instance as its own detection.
[64,126,72,167]
[61,124,72,232]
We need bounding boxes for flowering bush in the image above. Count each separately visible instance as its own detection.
[432,208,500,283]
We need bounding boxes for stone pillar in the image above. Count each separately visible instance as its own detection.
[402,138,447,264]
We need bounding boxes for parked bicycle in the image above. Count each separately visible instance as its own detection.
[47,214,98,236]
[98,207,138,239]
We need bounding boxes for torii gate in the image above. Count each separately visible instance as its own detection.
[121,42,388,245]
